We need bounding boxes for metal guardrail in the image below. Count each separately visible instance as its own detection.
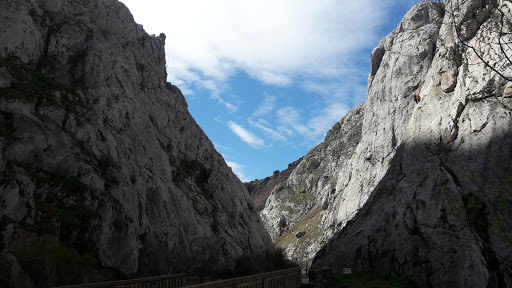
[183,267,301,288]
[53,273,186,288]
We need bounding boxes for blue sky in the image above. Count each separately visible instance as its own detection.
[121,0,421,182]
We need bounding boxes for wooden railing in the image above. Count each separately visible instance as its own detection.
[183,267,301,288]
[53,273,186,288]
[53,268,301,288]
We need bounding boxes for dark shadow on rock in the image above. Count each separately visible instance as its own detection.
[312,130,512,288]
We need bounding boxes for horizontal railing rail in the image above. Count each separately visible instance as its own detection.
[183,267,301,288]
[52,267,301,288]
[53,273,187,288]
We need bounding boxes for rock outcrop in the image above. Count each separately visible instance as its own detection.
[245,159,302,212]
[259,0,443,269]
[312,0,512,287]
[0,0,273,286]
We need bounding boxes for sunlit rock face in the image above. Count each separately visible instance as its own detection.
[0,0,274,286]
[312,0,512,287]
[259,0,443,269]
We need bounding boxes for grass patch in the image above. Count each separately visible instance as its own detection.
[288,192,314,206]
[327,272,415,288]
[275,207,323,249]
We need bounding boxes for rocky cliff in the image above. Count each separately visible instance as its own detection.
[259,0,444,269]
[312,0,512,287]
[245,159,302,212]
[0,0,274,286]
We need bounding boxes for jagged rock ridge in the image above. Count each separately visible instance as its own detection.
[245,159,302,212]
[0,0,274,286]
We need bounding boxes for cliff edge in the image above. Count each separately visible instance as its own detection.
[259,0,443,269]
[312,0,512,287]
[0,0,274,286]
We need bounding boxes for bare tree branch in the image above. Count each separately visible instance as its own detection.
[449,0,512,81]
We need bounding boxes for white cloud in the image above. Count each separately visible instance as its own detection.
[214,145,252,181]
[225,160,251,182]
[277,106,311,136]
[274,103,350,142]
[223,102,238,113]
[227,121,265,149]
[250,120,287,142]
[121,0,390,90]
[196,79,238,112]
[277,125,296,138]
[253,93,276,117]
[309,103,350,138]
[248,70,292,86]
[119,0,422,179]
[212,142,231,152]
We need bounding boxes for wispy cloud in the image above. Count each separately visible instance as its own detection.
[216,145,252,182]
[253,93,276,117]
[225,160,251,182]
[308,103,350,138]
[248,70,292,86]
[250,119,287,142]
[277,107,311,137]
[212,142,231,152]
[198,80,238,112]
[273,103,350,142]
[227,121,265,149]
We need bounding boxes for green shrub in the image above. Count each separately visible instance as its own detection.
[16,238,98,287]
[327,272,416,288]
[234,254,257,276]
[0,56,84,116]
[272,247,299,270]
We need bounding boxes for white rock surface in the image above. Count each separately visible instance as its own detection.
[260,0,444,269]
[312,0,512,287]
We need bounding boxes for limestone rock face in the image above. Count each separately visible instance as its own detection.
[0,0,273,286]
[245,159,302,212]
[260,104,364,268]
[259,0,443,269]
[312,0,512,287]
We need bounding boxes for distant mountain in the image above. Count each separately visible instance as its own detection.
[0,0,273,286]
